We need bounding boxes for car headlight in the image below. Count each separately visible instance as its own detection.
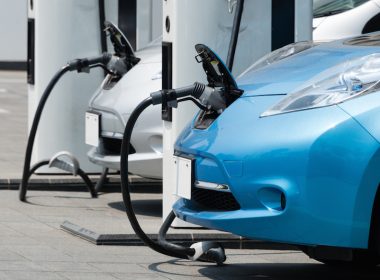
[261,54,380,117]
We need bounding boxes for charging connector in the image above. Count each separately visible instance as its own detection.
[150,82,226,113]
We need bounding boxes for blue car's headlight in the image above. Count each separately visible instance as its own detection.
[261,54,380,117]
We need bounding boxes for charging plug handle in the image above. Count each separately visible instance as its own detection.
[150,82,226,112]
[150,82,208,105]
[67,53,112,73]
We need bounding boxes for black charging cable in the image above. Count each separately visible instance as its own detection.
[19,53,115,202]
[120,85,226,264]
[226,0,245,71]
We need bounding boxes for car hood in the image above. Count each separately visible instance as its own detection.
[90,63,161,115]
[238,41,380,97]
[89,45,162,119]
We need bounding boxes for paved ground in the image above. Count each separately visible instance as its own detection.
[0,189,379,280]
[1,70,380,279]
[0,71,27,178]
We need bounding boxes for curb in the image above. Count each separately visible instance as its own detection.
[61,221,298,250]
[0,176,162,192]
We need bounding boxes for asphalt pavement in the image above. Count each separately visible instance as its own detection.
[0,70,379,279]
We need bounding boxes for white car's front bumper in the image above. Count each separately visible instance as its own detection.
[87,147,162,179]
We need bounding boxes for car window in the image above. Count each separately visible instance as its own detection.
[313,0,369,18]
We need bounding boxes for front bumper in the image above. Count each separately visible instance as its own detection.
[88,147,162,179]
[86,105,163,179]
[172,95,380,249]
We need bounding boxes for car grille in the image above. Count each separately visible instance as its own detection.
[191,186,240,211]
[101,137,136,155]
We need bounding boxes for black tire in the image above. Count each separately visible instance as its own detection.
[301,185,380,268]
[369,186,380,259]
[315,250,380,268]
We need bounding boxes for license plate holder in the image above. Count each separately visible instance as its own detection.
[85,111,101,147]
[173,155,194,200]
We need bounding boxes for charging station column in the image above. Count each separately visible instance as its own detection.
[162,0,230,226]
[27,0,117,173]
[161,0,271,226]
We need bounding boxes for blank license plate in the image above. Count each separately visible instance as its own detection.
[85,111,100,147]
[173,155,194,200]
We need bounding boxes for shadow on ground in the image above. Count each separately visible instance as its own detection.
[149,259,380,279]
[108,199,162,217]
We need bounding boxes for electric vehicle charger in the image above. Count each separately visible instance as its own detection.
[119,44,243,265]
[19,21,138,202]
[19,53,129,202]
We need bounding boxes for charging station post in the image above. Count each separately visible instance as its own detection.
[27,0,117,174]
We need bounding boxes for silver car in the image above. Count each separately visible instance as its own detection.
[86,34,162,179]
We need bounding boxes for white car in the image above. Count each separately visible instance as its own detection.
[313,0,380,41]
[86,23,163,179]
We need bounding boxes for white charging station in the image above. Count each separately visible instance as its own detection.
[136,0,163,50]
[162,0,313,226]
[27,0,118,173]
[27,0,162,174]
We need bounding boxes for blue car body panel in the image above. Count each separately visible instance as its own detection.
[339,93,380,143]
[239,44,380,96]
[172,36,380,249]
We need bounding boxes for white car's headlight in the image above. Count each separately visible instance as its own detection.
[261,54,380,117]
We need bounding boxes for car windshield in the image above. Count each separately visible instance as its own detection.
[313,0,369,18]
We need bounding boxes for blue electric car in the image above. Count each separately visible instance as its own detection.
[172,33,380,265]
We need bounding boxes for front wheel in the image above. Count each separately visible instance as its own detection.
[315,250,380,267]
[300,245,380,268]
